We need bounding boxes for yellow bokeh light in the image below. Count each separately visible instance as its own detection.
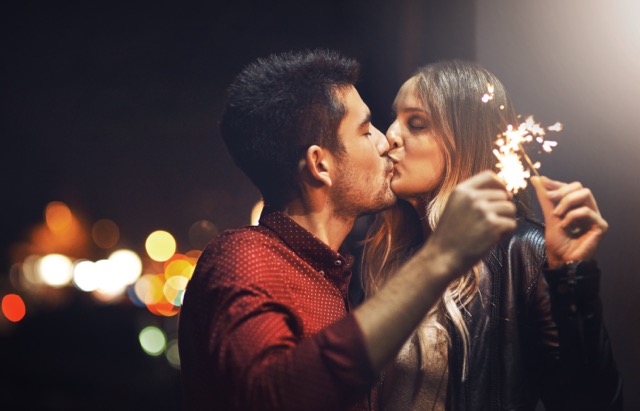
[145,230,176,262]
[164,258,194,280]
[45,201,72,233]
[134,274,165,305]
[164,276,189,306]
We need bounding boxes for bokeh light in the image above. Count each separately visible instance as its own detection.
[2,294,26,322]
[73,260,100,292]
[185,249,202,261]
[147,300,180,317]
[165,339,181,369]
[134,274,165,305]
[45,201,72,233]
[93,259,127,298]
[164,257,194,280]
[145,230,176,262]
[91,219,120,249]
[108,249,142,285]
[139,326,166,356]
[21,255,43,286]
[37,254,74,287]
[164,276,189,306]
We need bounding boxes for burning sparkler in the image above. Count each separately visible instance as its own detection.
[483,83,562,193]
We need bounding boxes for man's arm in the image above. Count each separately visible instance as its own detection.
[354,170,517,372]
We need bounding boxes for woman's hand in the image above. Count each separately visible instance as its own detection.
[531,176,608,268]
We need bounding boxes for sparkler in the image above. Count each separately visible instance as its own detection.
[483,83,562,193]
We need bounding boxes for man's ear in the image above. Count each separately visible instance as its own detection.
[300,145,334,187]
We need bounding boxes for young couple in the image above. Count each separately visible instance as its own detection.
[178,49,622,410]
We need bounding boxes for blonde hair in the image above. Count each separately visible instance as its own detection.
[363,60,531,379]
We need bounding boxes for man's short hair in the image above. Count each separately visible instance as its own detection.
[220,49,360,209]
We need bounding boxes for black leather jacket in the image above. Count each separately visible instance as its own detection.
[446,218,623,410]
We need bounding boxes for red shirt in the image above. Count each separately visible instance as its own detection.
[178,207,377,411]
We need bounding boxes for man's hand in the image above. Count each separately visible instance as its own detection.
[428,170,517,278]
[531,176,608,268]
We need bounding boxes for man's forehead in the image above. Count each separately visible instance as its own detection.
[342,86,370,123]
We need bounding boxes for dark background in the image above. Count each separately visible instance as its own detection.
[1,0,638,409]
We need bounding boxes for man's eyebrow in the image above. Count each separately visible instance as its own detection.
[358,113,372,129]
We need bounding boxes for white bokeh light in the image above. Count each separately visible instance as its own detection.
[108,249,142,285]
[73,260,100,292]
[38,254,74,287]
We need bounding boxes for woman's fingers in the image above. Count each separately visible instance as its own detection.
[560,206,609,235]
[553,187,600,217]
[546,180,583,202]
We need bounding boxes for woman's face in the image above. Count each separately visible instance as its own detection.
[386,78,446,201]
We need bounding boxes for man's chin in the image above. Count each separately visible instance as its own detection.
[360,192,397,216]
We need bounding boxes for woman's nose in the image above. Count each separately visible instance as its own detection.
[386,121,403,149]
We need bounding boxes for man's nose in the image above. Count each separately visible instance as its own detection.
[386,121,403,149]
[371,126,390,155]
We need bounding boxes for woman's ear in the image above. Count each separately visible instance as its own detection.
[300,145,333,187]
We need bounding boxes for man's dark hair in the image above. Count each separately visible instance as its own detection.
[220,49,360,209]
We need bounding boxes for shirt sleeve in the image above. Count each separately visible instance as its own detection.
[178,247,376,411]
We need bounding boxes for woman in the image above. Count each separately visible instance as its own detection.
[363,61,622,410]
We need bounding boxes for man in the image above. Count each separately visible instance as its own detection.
[178,49,516,410]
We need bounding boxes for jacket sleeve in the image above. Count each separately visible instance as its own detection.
[537,260,623,410]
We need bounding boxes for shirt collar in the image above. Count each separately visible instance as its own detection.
[259,206,354,292]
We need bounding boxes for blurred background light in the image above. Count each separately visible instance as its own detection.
[108,249,142,285]
[164,257,194,280]
[45,201,72,233]
[37,253,74,287]
[185,250,202,261]
[2,294,26,322]
[163,276,189,306]
[73,260,99,292]
[134,274,165,306]
[145,230,176,262]
[139,326,166,356]
[91,218,120,249]
[93,259,126,298]
[165,339,181,369]
[21,255,43,287]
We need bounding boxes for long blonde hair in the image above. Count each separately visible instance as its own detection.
[363,60,531,379]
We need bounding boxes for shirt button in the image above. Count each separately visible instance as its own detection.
[334,260,342,266]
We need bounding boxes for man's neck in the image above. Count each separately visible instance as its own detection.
[283,200,355,252]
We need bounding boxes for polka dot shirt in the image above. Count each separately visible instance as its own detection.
[178,207,377,411]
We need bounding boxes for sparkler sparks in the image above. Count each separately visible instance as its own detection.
[483,84,562,193]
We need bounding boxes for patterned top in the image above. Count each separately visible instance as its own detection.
[178,206,377,410]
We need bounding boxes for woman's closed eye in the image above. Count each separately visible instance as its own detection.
[408,116,429,130]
